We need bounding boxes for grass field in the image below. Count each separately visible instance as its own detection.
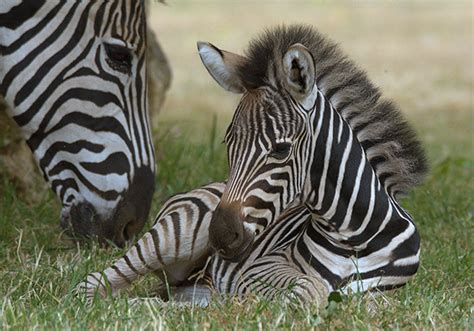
[1,1,473,329]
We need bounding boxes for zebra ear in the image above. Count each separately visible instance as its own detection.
[197,42,246,94]
[282,43,315,101]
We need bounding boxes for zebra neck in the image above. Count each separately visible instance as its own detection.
[303,91,411,246]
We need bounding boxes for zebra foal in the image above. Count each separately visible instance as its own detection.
[77,25,427,306]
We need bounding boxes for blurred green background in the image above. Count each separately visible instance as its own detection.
[151,1,472,157]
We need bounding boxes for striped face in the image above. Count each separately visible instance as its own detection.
[198,41,316,260]
[223,89,308,228]
[0,1,154,246]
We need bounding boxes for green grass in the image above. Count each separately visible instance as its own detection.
[1,111,473,329]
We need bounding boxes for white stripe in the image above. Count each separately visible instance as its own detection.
[315,98,333,209]
[322,129,353,219]
[347,173,376,236]
[339,150,366,231]
[393,250,420,267]
[341,275,412,294]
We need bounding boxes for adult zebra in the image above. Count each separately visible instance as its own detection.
[0,1,155,246]
[77,25,427,305]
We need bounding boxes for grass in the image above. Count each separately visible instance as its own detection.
[1,1,473,330]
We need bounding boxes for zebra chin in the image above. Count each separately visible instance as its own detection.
[59,167,155,247]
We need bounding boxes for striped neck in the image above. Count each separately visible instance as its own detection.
[303,90,411,246]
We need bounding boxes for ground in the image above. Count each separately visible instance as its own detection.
[0,1,473,329]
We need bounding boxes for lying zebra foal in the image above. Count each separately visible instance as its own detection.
[76,24,427,306]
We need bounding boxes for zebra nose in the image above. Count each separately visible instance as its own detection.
[63,203,144,248]
[60,167,154,247]
[60,202,101,242]
[108,214,144,248]
[209,202,254,261]
[62,202,147,248]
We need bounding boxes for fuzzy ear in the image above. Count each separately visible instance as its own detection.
[197,41,246,94]
[282,43,315,101]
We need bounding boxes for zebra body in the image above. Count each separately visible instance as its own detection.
[0,0,155,245]
[210,89,420,299]
[78,25,426,306]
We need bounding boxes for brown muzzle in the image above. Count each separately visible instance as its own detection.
[209,201,254,262]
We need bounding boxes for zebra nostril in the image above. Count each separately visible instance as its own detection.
[123,221,133,241]
[121,219,142,243]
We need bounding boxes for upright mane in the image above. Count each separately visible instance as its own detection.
[236,24,427,199]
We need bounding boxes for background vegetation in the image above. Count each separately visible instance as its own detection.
[1,1,472,329]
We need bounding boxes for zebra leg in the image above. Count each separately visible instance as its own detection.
[210,208,330,306]
[233,253,330,306]
[76,182,224,301]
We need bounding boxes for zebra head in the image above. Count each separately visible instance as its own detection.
[0,1,155,246]
[198,36,317,261]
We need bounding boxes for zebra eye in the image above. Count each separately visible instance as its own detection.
[269,142,292,160]
[104,43,133,74]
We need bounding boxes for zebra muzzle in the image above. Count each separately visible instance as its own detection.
[209,201,255,262]
[59,166,154,247]
[59,200,142,248]
[60,202,101,243]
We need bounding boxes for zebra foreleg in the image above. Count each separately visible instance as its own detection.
[75,183,224,301]
[233,254,330,306]
[210,207,329,306]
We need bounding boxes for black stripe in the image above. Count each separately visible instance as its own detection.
[123,254,143,275]
[135,242,154,271]
[202,186,224,198]
[150,228,165,266]
[0,0,46,30]
[169,212,181,262]
[111,265,132,284]
[47,161,120,200]
[51,178,79,201]
[297,236,341,289]
[40,140,104,171]
[0,2,63,57]
[80,152,130,176]
[2,2,81,98]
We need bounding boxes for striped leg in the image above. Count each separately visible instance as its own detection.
[236,253,329,306]
[211,207,330,306]
[76,182,224,301]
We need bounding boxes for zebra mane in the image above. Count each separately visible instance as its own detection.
[237,24,427,198]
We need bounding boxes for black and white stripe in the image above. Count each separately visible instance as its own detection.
[0,1,154,245]
[77,25,426,306]
[210,89,421,302]
[76,182,225,300]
